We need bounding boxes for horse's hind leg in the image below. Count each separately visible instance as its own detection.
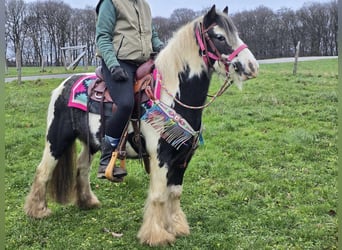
[24,143,57,218]
[75,142,100,209]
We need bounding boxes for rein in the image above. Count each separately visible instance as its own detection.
[156,70,234,110]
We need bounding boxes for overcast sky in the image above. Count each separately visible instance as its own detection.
[36,0,331,17]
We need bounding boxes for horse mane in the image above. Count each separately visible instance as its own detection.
[155,18,203,98]
[155,10,238,100]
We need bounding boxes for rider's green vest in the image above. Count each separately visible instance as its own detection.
[111,0,153,63]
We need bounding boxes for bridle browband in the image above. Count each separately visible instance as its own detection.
[195,22,248,74]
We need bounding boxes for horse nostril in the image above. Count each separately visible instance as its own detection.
[248,61,258,77]
[233,61,243,73]
[233,63,238,72]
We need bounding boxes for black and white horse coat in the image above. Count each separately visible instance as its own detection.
[24,6,258,246]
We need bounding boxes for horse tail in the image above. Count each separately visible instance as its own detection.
[47,142,77,205]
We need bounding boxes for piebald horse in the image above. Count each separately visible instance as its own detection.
[24,5,258,246]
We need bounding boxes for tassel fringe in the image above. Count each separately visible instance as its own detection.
[141,101,197,149]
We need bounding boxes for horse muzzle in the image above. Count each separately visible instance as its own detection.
[228,44,258,80]
[232,59,259,80]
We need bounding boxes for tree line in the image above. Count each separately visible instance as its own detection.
[5,0,337,70]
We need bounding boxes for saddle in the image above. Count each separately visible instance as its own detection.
[88,55,156,178]
[88,67,113,103]
[88,58,155,113]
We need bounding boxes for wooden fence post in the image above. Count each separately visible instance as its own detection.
[293,41,301,75]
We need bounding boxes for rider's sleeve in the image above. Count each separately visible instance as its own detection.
[96,0,120,69]
[151,25,164,52]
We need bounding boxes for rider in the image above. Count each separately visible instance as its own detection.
[95,0,164,181]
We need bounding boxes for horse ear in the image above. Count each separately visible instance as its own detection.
[204,5,217,26]
[223,6,229,15]
[208,5,217,19]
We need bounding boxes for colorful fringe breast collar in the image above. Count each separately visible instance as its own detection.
[141,69,201,149]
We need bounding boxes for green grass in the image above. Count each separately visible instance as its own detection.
[5,59,338,249]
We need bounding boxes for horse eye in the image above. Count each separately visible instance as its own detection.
[215,34,226,42]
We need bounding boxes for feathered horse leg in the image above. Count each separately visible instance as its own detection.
[75,142,100,209]
[167,185,190,237]
[137,154,175,246]
[24,143,57,218]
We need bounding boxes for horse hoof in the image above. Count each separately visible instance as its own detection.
[77,196,101,209]
[138,227,176,246]
[174,224,190,237]
[139,234,176,246]
[172,212,190,236]
[25,206,52,219]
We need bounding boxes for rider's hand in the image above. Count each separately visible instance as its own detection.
[110,66,129,82]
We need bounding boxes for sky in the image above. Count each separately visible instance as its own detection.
[34,0,332,17]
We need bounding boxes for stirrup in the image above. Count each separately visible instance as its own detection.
[104,150,127,181]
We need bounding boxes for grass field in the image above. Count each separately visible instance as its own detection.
[5,59,338,249]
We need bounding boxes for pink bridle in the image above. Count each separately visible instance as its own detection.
[150,22,250,111]
[195,23,248,73]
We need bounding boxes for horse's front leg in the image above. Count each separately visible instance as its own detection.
[137,155,176,246]
[168,184,190,237]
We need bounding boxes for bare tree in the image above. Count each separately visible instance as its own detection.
[298,3,330,56]
[277,8,300,56]
[24,2,46,70]
[5,0,28,83]
[40,0,71,66]
[78,7,96,66]
[233,2,337,58]
[5,27,10,73]
[4,0,338,68]
[232,10,258,55]
[233,6,276,59]
[169,8,197,32]
[66,7,96,68]
[327,0,338,55]
[152,16,171,43]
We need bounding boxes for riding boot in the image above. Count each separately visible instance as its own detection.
[97,135,127,180]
